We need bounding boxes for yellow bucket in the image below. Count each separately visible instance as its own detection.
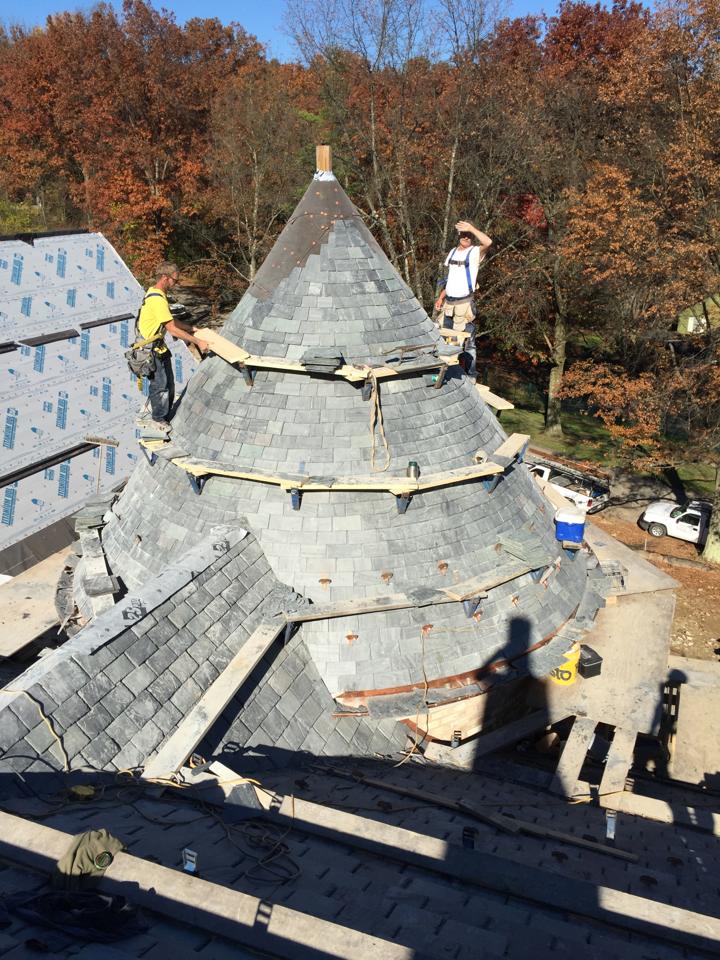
[549,643,580,686]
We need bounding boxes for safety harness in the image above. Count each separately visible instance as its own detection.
[132,291,166,350]
[447,246,474,297]
[125,291,167,381]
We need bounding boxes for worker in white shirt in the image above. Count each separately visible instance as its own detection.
[434,220,492,377]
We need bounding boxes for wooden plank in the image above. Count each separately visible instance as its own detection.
[172,457,503,495]
[541,592,676,735]
[194,328,251,364]
[337,355,459,383]
[0,549,69,657]
[668,657,720,784]
[493,432,530,460]
[0,812,412,960]
[475,384,515,410]
[424,710,556,760]
[253,796,720,955]
[312,769,639,864]
[316,144,332,171]
[142,620,285,780]
[611,791,720,834]
[584,522,679,596]
[138,438,169,452]
[414,462,503,491]
[196,328,457,383]
[440,561,533,601]
[407,695,488,743]
[283,560,532,624]
[532,474,573,512]
[549,715,597,797]
[668,654,720,688]
[598,727,637,799]
[285,590,447,622]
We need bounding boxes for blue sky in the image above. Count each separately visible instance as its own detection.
[6,0,550,61]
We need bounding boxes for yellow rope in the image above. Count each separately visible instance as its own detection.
[368,371,391,472]
[3,689,69,772]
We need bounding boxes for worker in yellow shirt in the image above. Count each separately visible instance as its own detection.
[137,261,208,430]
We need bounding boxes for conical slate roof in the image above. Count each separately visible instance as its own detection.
[96,168,599,714]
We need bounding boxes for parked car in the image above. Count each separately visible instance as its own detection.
[638,499,712,544]
[528,457,611,514]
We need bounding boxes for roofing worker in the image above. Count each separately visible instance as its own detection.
[136,261,208,431]
[434,221,492,377]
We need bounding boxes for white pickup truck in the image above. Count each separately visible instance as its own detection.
[638,500,712,544]
[528,457,611,514]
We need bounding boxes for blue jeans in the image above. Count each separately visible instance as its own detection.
[148,351,174,421]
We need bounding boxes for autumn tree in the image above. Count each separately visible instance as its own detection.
[201,61,315,286]
[560,356,720,563]
[480,3,646,433]
[0,1,261,272]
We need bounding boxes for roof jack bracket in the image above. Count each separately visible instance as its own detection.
[482,475,501,495]
[450,730,462,749]
[462,597,481,618]
[530,566,546,582]
[141,446,157,467]
[241,365,254,387]
[563,541,581,560]
[187,473,207,495]
[396,493,412,514]
[290,487,302,511]
[361,378,373,401]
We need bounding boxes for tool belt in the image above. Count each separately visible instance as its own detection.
[125,334,163,377]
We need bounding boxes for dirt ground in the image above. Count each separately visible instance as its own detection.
[591,512,720,661]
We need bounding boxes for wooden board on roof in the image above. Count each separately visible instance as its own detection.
[475,383,515,411]
[143,619,286,780]
[170,457,504,495]
[195,328,458,383]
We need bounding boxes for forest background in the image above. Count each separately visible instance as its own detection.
[2,0,720,557]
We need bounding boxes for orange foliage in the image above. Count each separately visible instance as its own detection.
[0,1,261,274]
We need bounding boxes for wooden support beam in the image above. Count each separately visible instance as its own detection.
[549,715,597,797]
[316,144,332,172]
[169,456,504,497]
[598,727,637,799]
[424,709,561,763]
[308,768,638,863]
[533,474,575,512]
[266,785,720,956]
[283,559,535,624]
[0,811,412,960]
[195,329,457,383]
[608,790,720,835]
[492,432,530,461]
[142,620,286,780]
[475,384,515,411]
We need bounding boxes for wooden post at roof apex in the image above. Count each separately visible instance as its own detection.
[316,145,332,173]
